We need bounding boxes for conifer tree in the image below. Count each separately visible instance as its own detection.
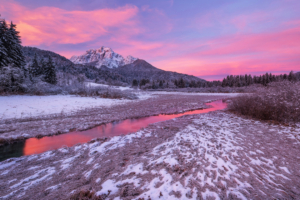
[29,53,40,77]
[0,39,7,68]
[0,19,9,68]
[159,80,163,87]
[8,22,25,68]
[132,79,138,86]
[44,56,57,84]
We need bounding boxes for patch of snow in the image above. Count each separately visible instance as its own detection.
[279,166,291,174]
[85,82,133,91]
[202,189,221,200]
[0,95,133,120]
[256,149,264,154]
[96,180,119,196]
[95,178,101,183]
[122,163,147,175]
[46,184,60,191]
[11,167,56,191]
[84,170,93,178]
[0,160,16,170]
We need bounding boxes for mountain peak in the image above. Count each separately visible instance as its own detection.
[70,47,137,69]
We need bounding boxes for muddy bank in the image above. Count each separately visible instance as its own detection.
[0,94,231,144]
[1,111,300,199]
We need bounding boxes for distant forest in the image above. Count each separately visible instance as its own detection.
[132,71,300,89]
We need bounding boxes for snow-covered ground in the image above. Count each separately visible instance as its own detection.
[1,111,299,199]
[0,95,135,120]
[85,82,134,91]
[0,92,239,120]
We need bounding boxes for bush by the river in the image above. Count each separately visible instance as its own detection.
[229,81,300,123]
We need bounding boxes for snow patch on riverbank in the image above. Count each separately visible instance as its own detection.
[0,92,238,120]
[0,95,141,120]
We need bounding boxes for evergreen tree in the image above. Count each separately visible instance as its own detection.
[0,19,9,68]
[288,71,295,82]
[29,53,41,77]
[7,22,25,68]
[283,74,287,80]
[132,79,138,86]
[159,80,163,88]
[151,80,157,89]
[174,79,178,87]
[222,78,227,87]
[178,78,185,88]
[265,73,270,84]
[0,39,7,67]
[44,56,57,84]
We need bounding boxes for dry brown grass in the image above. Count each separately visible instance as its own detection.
[229,81,300,123]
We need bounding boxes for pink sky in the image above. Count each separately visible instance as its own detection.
[1,0,300,80]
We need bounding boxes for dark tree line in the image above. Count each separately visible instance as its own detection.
[29,53,57,84]
[220,71,298,87]
[132,71,299,89]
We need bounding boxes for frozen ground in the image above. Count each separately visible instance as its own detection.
[85,82,134,91]
[0,93,238,142]
[0,92,238,120]
[0,93,151,120]
[1,111,299,199]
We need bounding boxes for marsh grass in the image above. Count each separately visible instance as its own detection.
[229,81,300,123]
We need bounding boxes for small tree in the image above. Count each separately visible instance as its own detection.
[132,79,138,86]
[44,56,57,84]
[159,80,163,88]
[29,53,41,77]
[178,78,185,88]
[288,71,296,82]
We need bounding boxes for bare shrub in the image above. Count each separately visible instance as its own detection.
[229,81,300,123]
[0,66,26,94]
[64,84,138,100]
[26,81,64,95]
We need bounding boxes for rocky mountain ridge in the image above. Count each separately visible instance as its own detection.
[70,47,137,69]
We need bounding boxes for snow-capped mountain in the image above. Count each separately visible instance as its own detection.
[70,47,137,69]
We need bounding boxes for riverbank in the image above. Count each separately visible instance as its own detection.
[0,92,237,144]
[1,111,299,199]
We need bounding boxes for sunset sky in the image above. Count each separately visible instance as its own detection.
[1,0,300,80]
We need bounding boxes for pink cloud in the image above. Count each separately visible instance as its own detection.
[197,26,300,56]
[1,1,139,45]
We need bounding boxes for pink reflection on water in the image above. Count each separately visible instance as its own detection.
[23,100,227,156]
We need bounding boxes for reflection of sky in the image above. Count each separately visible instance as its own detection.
[2,0,300,80]
[23,100,226,156]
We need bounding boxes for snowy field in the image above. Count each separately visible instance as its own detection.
[0,92,239,120]
[1,111,299,199]
[0,94,150,120]
[85,82,134,91]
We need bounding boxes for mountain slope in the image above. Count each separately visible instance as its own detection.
[70,47,137,69]
[115,59,205,83]
[22,46,128,84]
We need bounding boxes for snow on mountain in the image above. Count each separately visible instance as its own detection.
[70,47,137,69]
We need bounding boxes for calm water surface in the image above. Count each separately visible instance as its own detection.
[0,100,227,161]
